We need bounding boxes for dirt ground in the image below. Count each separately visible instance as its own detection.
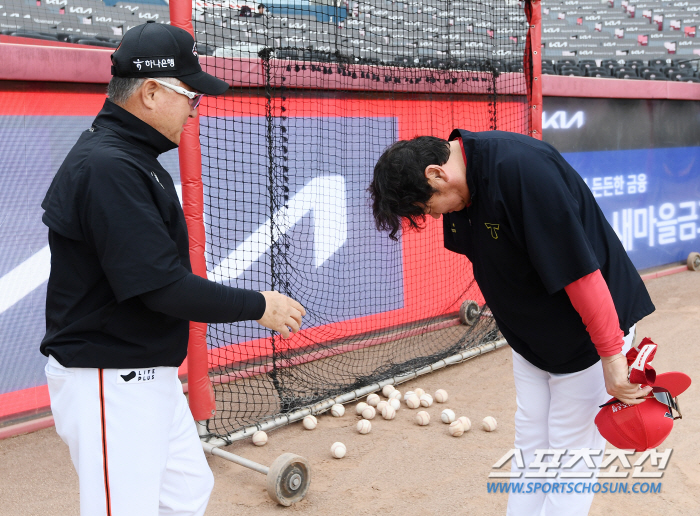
[1,270,698,516]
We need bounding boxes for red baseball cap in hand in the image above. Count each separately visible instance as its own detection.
[595,371,691,451]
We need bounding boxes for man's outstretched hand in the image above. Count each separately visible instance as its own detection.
[256,291,306,338]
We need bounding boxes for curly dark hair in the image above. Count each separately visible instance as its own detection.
[368,136,451,241]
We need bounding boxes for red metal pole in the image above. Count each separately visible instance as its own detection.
[525,0,543,140]
[170,0,216,420]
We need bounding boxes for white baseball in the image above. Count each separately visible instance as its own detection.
[434,389,449,403]
[376,400,389,414]
[362,406,376,420]
[388,390,402,401]
[367,393,380,407]
[382,385,396,397]
[331,404,345,417]
[331,442,346,458]
[252,430,267,446]
[458,416,472,432]
[414,388,425,398]
[382,405,396,420]
[482,416,497,432]
[357,419,372,434]
[406,394,421,409]
[441,408,456,424]
[403,391,415,401]
[419,393,433,407]
[355,402,368,415]
[388,398,401,411]
[416,411,430,426]
[302,415,317,430]
[449,420,465,437]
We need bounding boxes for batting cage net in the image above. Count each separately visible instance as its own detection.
[177,0,540,440]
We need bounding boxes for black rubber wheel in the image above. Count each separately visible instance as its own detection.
[688,252,700,272]
[266,453,311,506]
[459,300,480,326]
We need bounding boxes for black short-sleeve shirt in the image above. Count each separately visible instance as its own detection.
[443,130,654,373]
[40,99,192,368]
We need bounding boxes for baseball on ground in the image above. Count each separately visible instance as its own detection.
[357,419,372,434]
[331,442,346,458]
[252,430,267,446]
[382,385,396,397]
[367,393,380,407]
[441,408,456,424]
[482,416,497,432]
[362,406,376,420]
[419,393,433,407]
[302,415,317,430]
[382,405,396,420]
[449,420,465,437]
[403,391,415,401]
[355,402,368,415]
[458,416,472,432]
[406,394,421,409]
[434,389,449,403]
[388,390,402,401]
[331,404,345,417]
[388,398,401,411]
[376,400,389,414]
[414,388,425,398]
[416,411,430,426]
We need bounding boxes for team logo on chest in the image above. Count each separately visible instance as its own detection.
[484,223,500,239]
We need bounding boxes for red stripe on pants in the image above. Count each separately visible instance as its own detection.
[99,369,112,516]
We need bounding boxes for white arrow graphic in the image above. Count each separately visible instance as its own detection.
[0,245,51,315]
[209,174,347,283]
[0,177,347,314]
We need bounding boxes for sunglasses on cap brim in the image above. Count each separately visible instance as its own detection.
[599,387,682,420]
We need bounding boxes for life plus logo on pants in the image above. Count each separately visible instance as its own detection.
[117,369,156,383]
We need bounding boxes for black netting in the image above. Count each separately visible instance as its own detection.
[192,0,533,438]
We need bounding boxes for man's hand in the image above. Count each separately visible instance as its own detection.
[256,291,306,338]
[601,353,652,405]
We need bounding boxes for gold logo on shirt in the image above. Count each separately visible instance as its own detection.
[485,223,500,239]
[452,223,457,233]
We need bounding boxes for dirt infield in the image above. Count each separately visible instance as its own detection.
[1,270,698,515]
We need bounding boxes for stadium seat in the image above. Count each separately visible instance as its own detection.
[676,76,700,83]
[507,63,524,72]
[555,59,578,72]
[642,70,667,80]
[666,69,692,81]
[559,67,583,77]
[616,69,640,79]
[613,66,637,77]
[587,66,610,77]
[625,60,645,70]
[578,60,597,71]
[650,58,673,68]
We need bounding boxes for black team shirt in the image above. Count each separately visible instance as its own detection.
[443,129,655,374]
[41,100,265,369]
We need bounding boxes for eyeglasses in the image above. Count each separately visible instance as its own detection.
[149,78,204,109]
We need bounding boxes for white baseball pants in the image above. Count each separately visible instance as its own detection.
[506,328,635,516]
[45,355,214,516]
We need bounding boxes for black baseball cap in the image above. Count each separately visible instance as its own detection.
[111,21,228,95]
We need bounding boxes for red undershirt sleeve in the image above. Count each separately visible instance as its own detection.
[564,269,624,357]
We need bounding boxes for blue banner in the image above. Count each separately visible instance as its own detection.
[564,146,700,270]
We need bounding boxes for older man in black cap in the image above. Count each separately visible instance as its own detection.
[41,21,305,515]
